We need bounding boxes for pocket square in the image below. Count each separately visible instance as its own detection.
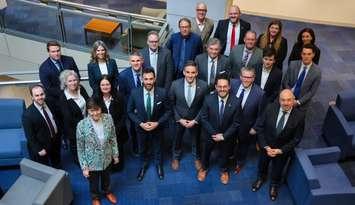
[157,101,162,105]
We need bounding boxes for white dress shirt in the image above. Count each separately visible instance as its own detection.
[149,48,158,74]
[236,84,252,108]
[90,118,105,145]
[276,108,292,129]
[224,21,241,56]
[64,88,86,116]
[98,62,108,75]
[207,56,218,85]
[143,88,154,112]
[196,18,205,31]
[292,63,311,92]
[260,67,272,90]
[34,102,58,134]
[184,79,196,106]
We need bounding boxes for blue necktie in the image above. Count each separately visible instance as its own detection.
[136,73,141,87]
[238,88,245,109]
[294,66,307,99]
[55,60,63,72]
[219,99,225,125]
[178,38,186,71]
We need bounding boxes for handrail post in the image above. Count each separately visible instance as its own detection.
[56,1,67,42]
[127,15,133,54]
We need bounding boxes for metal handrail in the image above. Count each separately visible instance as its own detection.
[0,77,89,86]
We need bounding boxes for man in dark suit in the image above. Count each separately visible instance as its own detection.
[230,67,264,174]
[214,5,251,56]
[22,84,62,168]
[197,73,240,185]
[166,17,203,79]
[169,61,208,171]
[118,52,144,156]
[195,38,230,92]
[282,44,321,111]
[251,89,305,201]
[228,31,263,78]
[141,31,174,90]
[191,2,214,48]
[255,47,282,105]
[127,68,171,181]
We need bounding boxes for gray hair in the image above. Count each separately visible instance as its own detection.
[59,70,79,90]
[240,66,256,76]
[207,38,221,48]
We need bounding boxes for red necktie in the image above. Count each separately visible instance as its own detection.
[230,24,236,50]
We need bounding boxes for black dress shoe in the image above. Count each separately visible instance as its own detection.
[156,165,164,180]
[252,178,265,192]
[269,186,278,201]
[137,167,147,181]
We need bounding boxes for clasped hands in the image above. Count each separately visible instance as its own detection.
[265,146,282,157]
[179,119,197,128]
[140,121,159,131]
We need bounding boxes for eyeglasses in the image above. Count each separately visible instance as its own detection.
[196,9,207,12]
[148,40,159,43]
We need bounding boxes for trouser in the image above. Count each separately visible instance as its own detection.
[88,168,111,199]
[137,128,163,167]
[29,134,61,168]
[126,118,138,153]
[69,138,78,164]
[172,123,201,160]
[201,138,230,172]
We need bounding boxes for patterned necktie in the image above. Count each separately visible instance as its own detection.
[136,73,141,87]
[146,92,152,120]
[276,111,287,135]
[42,106,55,138]
[55,60,63,72]
[242,50,251,67]
[219,99,225,125]
[209,60,216,86]
[293,66,307,99]
[230,24,236,50]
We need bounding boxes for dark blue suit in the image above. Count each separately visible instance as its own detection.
[166,32,202,78]
[87,58,119,94]
[127,87,171,166]
[230,79,265,166]
[200,92,240,171]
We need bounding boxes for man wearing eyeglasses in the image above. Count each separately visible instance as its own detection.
[141,31,174,90]
[191,2,214,48]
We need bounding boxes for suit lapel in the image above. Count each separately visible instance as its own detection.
[271,106,280,135]
[243,85,255,111]
[152,90,160,116]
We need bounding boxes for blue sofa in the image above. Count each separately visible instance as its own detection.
[0,99,27,166]
[322,90,355,158]
[287,146,355,205]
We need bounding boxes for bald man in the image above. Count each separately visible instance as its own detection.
[251,89,305,201]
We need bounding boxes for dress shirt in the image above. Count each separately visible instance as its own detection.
[64,88,86,116]
[218,95,229,113]
[207,56,218,85]
[196,18,205,31]
[224,21,241,56]
[90,118,105,145]
[236,84,252,108]
[143,87,155,112]
[149,48,158,74]
[184,79,196,105]
[292,63,311,92]
[260,67,272,90]
[131,68,142,87]
[242,47,253,66]
[34,102,58,134]
[50,58,62,71]
[98,62,108,75]
[276,107,292,129]
[103,95,112,114]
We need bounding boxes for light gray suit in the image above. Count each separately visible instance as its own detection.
[282,60,322,109]
[228,44,263,78]
[191,17,214,46]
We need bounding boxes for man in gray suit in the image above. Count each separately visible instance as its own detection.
[141,31,174,90]
[169,61,208,171]
[228,30,263,78]
[191,2,214,48]
[195,38,229,92]
[282,44,321,110]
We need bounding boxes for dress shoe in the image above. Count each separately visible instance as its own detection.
[234,165,243,174]
[92,199,101,205]
[255,143,260,151]
[251,178,265,192]
[197,169,207,182]
[156,165,164,180]
[194,160,202,171]
[171,159,179,170]
[269,186,278,201]
[137,166,147,181]
[105,193,117,204]
[220,172,229,185]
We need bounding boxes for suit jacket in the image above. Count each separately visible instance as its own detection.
[288,43,321,65]
[257,102,305,153]
[88,58,119,94]
[118,67,141,100]
[191,17,215,46]
[257,35,288,70]
[22,103,61,155]
[169,78,208,122]
[59,86,89,140]
[255,66,282,104]
[200,93,240,141]
[230,79,264,140]
[127,87,171,130]
[228,44,263,78]
[141,46,174,90]
[214,18,251,55]
[166,32,203,72]
[76,114,118,171]
[282,60,321,108]
[39,55,79,99]
[195,53,230,91]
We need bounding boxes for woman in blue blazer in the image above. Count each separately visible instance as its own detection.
[88,40,119,94]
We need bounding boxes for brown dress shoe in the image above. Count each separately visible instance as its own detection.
[106,193,117,204]
[92,199,101,205]
[171,159,179,170]
[220,172,229,185]
[194,160,202,170]
[197,169,207,182]
[269,186,278,201]
[255,143,260,151]
[234,165,243,174]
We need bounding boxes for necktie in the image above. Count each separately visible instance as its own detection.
[276,111,287,135]
[178,38,186,71]
[186,84,193,107]
[219,99,225,125]
[238,88,245,109]
[146,92,152,120]
[242,50,251,67]
[293,66,307,99]
[42,106,55,138]
[55,60,63,72]
[209,60,216,86]
[230,24,236,50]
[136,73,141,87]
[151,51,158,73]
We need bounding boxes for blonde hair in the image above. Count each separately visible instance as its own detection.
[59,70,79,90]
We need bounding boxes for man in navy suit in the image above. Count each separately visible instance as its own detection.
[22,84,62,168]
[214,5,251,56]
[251,89,305,201]
[169,61,208,171]
[141,31,174,90]
[197,73,240,185]
[166,17,203,79]
[230,67,264,174]
[127,68,171,181]
[118,52,144,156]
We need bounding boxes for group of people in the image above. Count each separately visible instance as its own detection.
[21,3,322,205]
